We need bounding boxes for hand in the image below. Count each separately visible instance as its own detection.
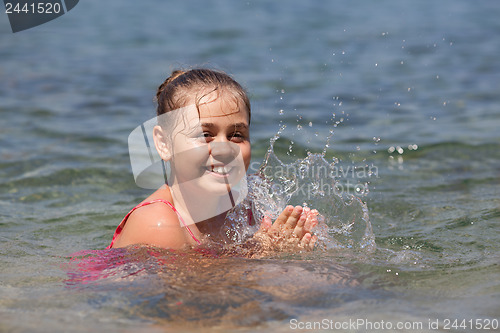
[255,205,318,251]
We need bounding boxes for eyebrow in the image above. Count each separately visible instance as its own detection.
[201,122,249,130]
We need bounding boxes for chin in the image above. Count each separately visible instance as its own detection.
[198,181,233,196]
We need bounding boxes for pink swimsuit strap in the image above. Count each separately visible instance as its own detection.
[106,199,201,249]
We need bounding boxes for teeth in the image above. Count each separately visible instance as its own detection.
[211,166,229,174]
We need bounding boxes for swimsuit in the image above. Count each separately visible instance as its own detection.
[106,199,201,249]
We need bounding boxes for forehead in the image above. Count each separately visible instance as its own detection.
[164,104,248,137]
[197,93,248,123]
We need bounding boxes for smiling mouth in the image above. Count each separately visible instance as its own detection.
[206,165,232,176]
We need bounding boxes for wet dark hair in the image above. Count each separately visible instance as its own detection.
[155,68,251,124]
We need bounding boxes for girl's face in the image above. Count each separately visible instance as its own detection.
[166,92,251,196]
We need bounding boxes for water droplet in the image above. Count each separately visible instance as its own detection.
[308,121,313,127]
[279,109,284,115]
[297,125,302,130]
[373,137,381,143]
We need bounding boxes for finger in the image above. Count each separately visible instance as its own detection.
[308,208,318,218]
[283,206,303,230]
[304,210,319,232]
[259,215,272,233]
[292,213,307,239]
[283,206,303,236]
[309,234,318,250]
[269,207,292,237]
[273,206,293,229]
[300,233,312,248]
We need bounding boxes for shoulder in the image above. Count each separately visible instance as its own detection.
[112,198,188,249]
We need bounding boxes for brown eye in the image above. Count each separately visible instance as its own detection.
[229,132,245,143]
[198,132,213,143]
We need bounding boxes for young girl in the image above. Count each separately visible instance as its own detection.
[107,68,318,253]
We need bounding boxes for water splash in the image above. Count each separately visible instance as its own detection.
[225,142,376,253]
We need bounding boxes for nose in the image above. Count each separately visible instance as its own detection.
[208,140,240,165]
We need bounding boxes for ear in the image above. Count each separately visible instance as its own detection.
[153,125,171,161]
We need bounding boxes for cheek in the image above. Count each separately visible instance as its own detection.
[172,142,211,165]
[241,144,251,171]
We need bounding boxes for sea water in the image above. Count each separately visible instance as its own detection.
[1,0,499,331]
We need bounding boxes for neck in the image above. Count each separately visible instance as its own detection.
[168,179,236,225]
[195,211,231,241]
